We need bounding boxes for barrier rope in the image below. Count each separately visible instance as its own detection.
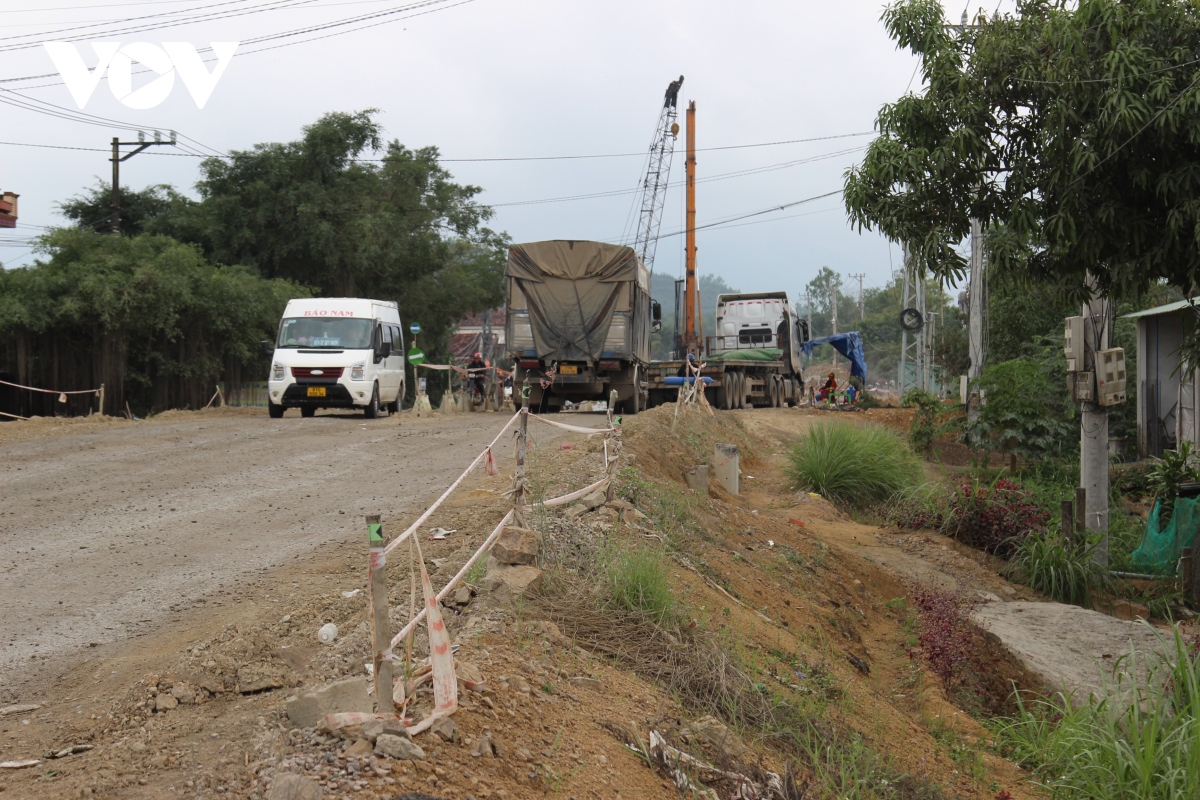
[381,410,522,557]
[528,413,618,435]
[0,378,100,396]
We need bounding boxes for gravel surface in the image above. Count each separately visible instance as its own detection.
[0,408,585,699]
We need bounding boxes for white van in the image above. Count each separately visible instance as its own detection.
[262,298,406,419]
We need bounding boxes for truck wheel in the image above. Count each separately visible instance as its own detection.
[268,402,285,419]
[730,372,743,409]
[364,384,381,419]
[772,377,783,408]
[718,372,732,410]
[301,406,316,418]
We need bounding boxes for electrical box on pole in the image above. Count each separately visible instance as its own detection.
[1063,316,1085,372]
[1096,347,1127,406]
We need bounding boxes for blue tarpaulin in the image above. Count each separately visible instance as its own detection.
[801,331,867,380]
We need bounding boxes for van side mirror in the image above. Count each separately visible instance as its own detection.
[377,341,392,360]
[651,299,662,333]
[260,340,273,358]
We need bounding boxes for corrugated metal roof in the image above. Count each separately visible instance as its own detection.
[1122,298,1199,319]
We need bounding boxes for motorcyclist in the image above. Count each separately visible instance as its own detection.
[467,352,488,399]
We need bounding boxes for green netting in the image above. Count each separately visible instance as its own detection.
[708,348,782,362]
[1130,496,1200,574]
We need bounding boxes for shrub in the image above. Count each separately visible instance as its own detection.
[996,625,1200,800]
[902,389,946,456]
[908,585,981,693]
[787,421,923,508]
[890,476,1048,558]
[940,477,1048,558]
[1003,531,1110,607]
[965,358,1075,459]
[599,544,676,624]
[1147,441,1199,526]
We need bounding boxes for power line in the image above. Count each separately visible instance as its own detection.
[0,0,318,53]
[490,146,863,208]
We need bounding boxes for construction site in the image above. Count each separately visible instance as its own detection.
[6,3,1200,800]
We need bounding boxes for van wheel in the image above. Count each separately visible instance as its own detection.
[301,406,316,418]
[386,394,401,413]
[268,402,285,419]
[364,385,381,419]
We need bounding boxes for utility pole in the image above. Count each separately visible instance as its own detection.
[804,291,813,338]
[829,282,839,369]
[966,218,987,424]
[849,273,866,320]
[1080,274,1110,566]
[899,244,925,396]
[683,100,700,356]
[110,130,176,234]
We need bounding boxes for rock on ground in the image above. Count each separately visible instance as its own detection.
[973,600,1174,703]
[374,733,425,761]
[268,773,324,800]
[481,557,542,601]
[490,526,540,566]
[285,677,371,728]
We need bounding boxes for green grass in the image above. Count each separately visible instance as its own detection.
[599,543,676,624]
[994,625,1200,800]
[787,421,924,508]
[1003,531,1110,607]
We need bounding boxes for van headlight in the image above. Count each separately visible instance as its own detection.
[272,362,285,381]
[350,361,365,381]
[509,310,534,350]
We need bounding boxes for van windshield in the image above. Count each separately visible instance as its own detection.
[277,318,373,349]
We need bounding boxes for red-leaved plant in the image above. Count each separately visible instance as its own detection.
[889,477,1047,559]
[908,584,982,693]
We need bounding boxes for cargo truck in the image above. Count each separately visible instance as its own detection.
[505,240,661,413]
[646,291,808,409]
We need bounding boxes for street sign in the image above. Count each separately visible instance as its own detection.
[407,347,425,366]
[410,323,422,335]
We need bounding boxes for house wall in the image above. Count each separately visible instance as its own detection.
[1138,309,1187,458]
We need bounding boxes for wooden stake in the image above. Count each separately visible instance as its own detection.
[1061,500,1074,546]
[514,381,530,525]
[1075,487,1087,535]
[365,514,393,714]
[98,383,105,416]
[1183,547,1196,605]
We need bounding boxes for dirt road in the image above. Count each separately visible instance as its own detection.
[0,407,580,702]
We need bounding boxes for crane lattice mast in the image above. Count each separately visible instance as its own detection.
[632,75,683,273]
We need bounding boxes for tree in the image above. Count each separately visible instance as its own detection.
[58,182,185,236]
[844,0,1200,305]
[170,110,507,363]
[806,267,843,316]
[0,229,303,415]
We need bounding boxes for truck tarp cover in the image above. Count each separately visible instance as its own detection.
[708,348,783,362]
[507,240,639,361]
[801,332,867,379]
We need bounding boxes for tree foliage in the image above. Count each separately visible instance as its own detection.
[0,229,303,414]
[969,357,1076,460]
[845,0,1200,303]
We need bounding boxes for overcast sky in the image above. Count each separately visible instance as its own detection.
[0,0,1013,298]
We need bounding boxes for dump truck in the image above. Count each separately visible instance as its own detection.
[505,240,662,413]
[646,291,808,409]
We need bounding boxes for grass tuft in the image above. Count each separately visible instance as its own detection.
[1003,531,1110,607]
[787,421,923,507]
[599,543,676,625]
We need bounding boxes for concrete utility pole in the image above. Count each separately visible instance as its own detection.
[110,131,176,234]
[966,218,987,423]
[804,291,813,338]
[849,272,866,320]
[1080,274,1111,566]
[829,282,839,368]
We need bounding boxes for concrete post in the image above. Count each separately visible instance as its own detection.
[713,444,739,494]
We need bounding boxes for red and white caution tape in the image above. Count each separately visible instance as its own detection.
[382,411,521,557]
[390,509,514,650]
[403,531,458,736]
